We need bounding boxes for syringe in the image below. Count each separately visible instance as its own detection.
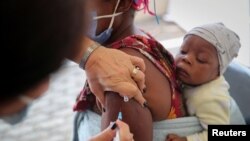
[113,111,122,141]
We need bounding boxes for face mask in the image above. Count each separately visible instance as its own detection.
[1,95,34,125]
[88,0,123,44]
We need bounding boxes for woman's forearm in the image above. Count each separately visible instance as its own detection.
[101,91,153,141]
[67,36,95,64]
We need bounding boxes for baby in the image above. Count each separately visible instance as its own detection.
[167,23,246,141]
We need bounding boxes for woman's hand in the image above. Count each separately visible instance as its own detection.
[166,134,187,141]
[116,120,134,141]
[85,40,146,107]
[89,120,133,141]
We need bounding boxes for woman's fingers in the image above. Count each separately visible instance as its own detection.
[130,56,146,72]
[90,120,134,141]
[87,80,105,107]
[130,56,146,93]
[109,82,146,107]
[85,47,147,107]
[130,67,146,93]
[88,122,116,141]
[166,134,179,141]
[116,120,134,141]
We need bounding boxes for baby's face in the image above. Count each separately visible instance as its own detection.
[175,35,219,86]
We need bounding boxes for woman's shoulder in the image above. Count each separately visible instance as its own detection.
[110,34,180,88]
[110,34,186,118]
[110,34,175,69]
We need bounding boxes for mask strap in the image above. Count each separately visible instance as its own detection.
[108,0,121,29]
[93,12,123,20]
[19,95,34,105]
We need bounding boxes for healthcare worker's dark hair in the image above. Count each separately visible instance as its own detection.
[1,0,86,101]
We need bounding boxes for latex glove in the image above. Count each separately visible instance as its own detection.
[89,120,133,141]
[85,45,146,107]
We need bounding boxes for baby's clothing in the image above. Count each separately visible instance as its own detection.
[184,76,245,141]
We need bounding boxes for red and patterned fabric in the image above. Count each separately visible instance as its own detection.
[73,34,185,119]
[132,0,155,15]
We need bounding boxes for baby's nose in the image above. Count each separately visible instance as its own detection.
[182,55,192,65]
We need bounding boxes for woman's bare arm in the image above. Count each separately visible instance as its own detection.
[101,92,153,141]
[101,48,173,141]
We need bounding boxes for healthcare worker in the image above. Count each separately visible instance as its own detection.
[0,0,146,140]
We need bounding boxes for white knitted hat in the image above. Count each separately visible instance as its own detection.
[185,23,241,74]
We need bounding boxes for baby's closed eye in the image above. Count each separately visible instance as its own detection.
[197,54,209,63]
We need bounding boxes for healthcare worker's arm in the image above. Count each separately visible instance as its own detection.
[89,120,133,141]
[69,37,146,107]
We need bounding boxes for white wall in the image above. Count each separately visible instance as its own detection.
[166,0,250,66]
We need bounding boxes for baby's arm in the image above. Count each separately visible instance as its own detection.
[166,131,207,141]
[167,133,187,141]
[186,131,207,141]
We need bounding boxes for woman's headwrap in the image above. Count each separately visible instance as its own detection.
[132,0,159,23]
[132,0,153,15]
[185,23,241,74]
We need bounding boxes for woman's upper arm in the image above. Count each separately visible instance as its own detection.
[101,47,173,141]
[101,92,153,141]
[120,48,172,121]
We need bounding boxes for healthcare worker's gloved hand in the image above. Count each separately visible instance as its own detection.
[84,40,146,108]
[89,120,134,141]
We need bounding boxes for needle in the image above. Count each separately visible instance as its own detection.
[118,111,122,120]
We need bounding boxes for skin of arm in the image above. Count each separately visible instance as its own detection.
[68,37,147,106]
[101,48,173,141]
[101,92,152,141]
[68,37,95,64]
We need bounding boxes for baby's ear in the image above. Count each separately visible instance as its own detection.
[118,0,133,12]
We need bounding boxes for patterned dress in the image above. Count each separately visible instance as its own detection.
[74,34,185,119]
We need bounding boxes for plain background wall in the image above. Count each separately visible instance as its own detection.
[166,0,250,67]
